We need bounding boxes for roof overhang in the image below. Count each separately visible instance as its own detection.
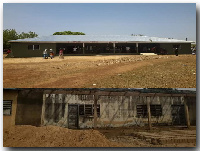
[43,90,196,97]
[9,41,194,44]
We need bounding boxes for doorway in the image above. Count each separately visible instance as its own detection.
[68,104,79,129]
[171,105,186,126]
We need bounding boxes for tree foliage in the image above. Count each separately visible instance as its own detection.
[3,29,18,49]
[53,31,85,35]
[3,29,38,49]
[18,31,38,39]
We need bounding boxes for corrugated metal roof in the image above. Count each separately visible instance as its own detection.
[3,88,196,94]
[9,35,193,43]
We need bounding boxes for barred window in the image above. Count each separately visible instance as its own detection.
[137,105,147,117]
[79,95,94,100]
[150,105,162,117]
[79,104,100,117]
[137,105,162,117]
[85,104,93,115]
[3,100,12,116]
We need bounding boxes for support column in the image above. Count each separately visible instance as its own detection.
[94,94,98,129]
[83,43,85,54]
[58,94,63,121]
[147,97,152,130]
[50,94,55,124]
[136,43,139,53]
[113,43,116,53]
[184,97,190,128]
[41,94,46,125]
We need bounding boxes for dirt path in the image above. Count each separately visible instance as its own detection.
[3,55,196,88]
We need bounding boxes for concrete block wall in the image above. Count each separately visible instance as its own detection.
[3,90,18,131]
[42,93,187,128]
[15,90,43,126]
[11,43,56,58]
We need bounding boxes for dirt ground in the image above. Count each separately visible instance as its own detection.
[3,125,196,147]
[98,126,196,147]
[3,54,196,88]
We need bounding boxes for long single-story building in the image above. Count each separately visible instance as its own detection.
[3,88,196,129]
[8,35,194,57]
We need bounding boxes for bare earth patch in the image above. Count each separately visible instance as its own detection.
[3,55,196,88]
[3,125,196,147]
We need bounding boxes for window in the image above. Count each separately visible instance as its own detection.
[150,105,162,117]
[79,104,100,117]
[79,104,85,115]
[34,45,40,50]
[79,95,94,100]
[137,105,162,117]
[28,45,40,50]
[28,45,33,50]
[3,100,12,116]
[85,104,93,115]
[137,105,147,117]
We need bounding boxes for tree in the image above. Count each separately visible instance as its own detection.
[3,29,18,49]
[53,31,85,35]
[3,29,38,49]
[18,31,38,39]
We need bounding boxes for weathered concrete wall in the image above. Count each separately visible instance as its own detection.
[11,43,56,58]
[97,96,184,127]
[42,93,188,128]
[42,94,95,128]
[3,90,18,130]
[186,96,196,126]
[15,90,43,126]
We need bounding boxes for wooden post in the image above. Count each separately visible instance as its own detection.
[83,43,85,54]
[184,97,190,128]
[147,97,152,130]
[41,94,46,125]
[136,43,139,53]
[94,94,98,129]
[51,94,55,124]
[113,43,116,53]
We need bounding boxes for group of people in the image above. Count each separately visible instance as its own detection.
[43,49,54,59]
[43,48,65,59]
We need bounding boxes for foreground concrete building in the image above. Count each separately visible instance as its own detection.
[3,89,196,129]
[8,35,193,57]
[3,90,18,131]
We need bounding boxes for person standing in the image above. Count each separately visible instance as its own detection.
[175,47,179,56]
[49,49,54,59]
[43,49,48,59]
[59,48,64,59]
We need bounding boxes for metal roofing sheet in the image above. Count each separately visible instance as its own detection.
[9,35,193,43]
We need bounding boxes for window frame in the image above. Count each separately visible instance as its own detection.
[79,104,100,117]
[136,104,162,118]
[3,100,12,116]
[150,105,162,117]
[28,44,40,50]
[136,105,147,117]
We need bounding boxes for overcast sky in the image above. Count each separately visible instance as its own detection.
[3,3,196,41]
